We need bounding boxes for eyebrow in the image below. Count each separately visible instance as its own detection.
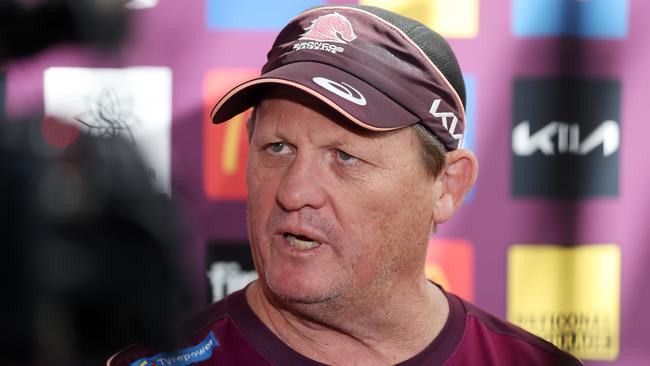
[322,138,381,159]
[324,139,346,148]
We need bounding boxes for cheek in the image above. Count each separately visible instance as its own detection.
[246,161,279,247]
[246,173,281,278]
[391,179,434,237]
[247,155,280,213]
[348,176,434,266]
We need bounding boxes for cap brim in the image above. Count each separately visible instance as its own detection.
[210,62,419,131]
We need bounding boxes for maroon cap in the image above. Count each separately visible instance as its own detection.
[210,5,467,150]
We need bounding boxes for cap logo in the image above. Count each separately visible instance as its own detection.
[300,12,357,44]
[313,77,367,106]
[429,99,464,148]
[293,12,356,54]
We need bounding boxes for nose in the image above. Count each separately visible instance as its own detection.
[276,153,327,212]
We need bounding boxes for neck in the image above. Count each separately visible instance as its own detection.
[246,277,449,366]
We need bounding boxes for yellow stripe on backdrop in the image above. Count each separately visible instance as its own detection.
[359,0,479,38]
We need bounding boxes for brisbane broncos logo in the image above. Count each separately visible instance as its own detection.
[299,12,357,44]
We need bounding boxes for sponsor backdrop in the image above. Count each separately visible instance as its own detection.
[2,0,648,364]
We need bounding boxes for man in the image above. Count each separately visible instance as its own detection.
[110,5,582,366]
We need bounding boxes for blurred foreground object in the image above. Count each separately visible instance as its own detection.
[0,120,189,366]
[0,0,129,61]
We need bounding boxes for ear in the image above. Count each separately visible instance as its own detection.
[432,149,479,224]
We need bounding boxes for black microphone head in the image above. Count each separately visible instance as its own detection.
[0,120,190,365]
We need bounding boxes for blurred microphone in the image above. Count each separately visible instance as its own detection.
[0,120,190,366]
[0,0,130,61]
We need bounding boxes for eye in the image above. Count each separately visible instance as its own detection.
[335,149,360,165]
[266,142,289,154]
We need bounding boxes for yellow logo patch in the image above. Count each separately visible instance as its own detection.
[359,0,479,38]
[507,244,620,360]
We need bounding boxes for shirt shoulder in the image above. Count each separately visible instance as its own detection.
[444,295,583,366]
[106,289,272,366]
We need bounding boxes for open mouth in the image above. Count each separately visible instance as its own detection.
[283,233,320,250]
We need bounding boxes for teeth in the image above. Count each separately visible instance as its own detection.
[285,234,319,250]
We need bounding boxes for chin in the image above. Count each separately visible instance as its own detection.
[263,269,345,305]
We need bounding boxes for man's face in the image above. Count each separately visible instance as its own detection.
[246,89,440,307]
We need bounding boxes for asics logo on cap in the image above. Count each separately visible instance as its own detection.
[300,12,357,44]
[313,77,367,106]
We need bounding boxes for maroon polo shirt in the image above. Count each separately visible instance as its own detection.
[108,286,582,366]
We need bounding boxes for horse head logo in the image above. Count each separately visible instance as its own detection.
[299,12,357,44]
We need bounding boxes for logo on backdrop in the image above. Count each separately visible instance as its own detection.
[74,87,140,143]
[202,69,256,202]
[512,0,629,38]
[205,242,257,303]
[512,120,619,157]
[43,67,173,194]
[425,239,475,301]
[293,12,356,54]
[508,244,621,360]
[511,78,621,198]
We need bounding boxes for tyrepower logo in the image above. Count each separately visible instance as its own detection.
[425,238,474,301]
[131,332,220,366]
[203,69,257,201]
[512,78,621,198]
[508,244,621,360]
